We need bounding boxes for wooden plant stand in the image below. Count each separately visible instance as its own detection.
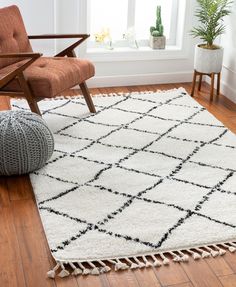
[191,70,221,101]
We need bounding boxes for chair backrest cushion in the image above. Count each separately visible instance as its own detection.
[0,5,32,69]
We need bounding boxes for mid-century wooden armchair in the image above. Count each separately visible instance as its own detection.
[0,5,96,116]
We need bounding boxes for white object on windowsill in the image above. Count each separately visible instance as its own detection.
[123,27,139,49]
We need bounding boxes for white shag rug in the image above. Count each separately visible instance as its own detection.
[12,88,236,278]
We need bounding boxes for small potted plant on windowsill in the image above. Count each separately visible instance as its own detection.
[191,0,232,74]
[150,5,166,49]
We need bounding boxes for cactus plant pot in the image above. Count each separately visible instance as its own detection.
[149,35,166,49]
[194,44,224,74]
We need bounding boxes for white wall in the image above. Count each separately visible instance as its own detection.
[54,0,82,54]
[0,0,56,55]
[1,0,198,88]
[219,0,236,103]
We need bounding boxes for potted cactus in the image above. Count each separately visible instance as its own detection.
[149,5,166,49]
[191,0,232,74]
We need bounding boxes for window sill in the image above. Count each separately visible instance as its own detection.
[85,45,188,62]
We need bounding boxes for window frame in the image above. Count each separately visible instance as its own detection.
[77,0,191,62]
[86,0,179,48]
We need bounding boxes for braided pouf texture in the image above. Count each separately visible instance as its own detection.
[0,110,54,176]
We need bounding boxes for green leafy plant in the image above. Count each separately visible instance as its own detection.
[191,0,232,49]
[150,6,164,37]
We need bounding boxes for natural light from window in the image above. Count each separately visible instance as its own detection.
[89,0,178,47]
[90,0,128,41]
[135,0,172,40]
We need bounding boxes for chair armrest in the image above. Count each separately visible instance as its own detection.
[28,34,90,40]
[0,52,42,59]
[29,34,90,57]
[0,53,42,89]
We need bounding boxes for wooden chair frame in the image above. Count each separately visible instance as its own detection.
[0,34,96,116]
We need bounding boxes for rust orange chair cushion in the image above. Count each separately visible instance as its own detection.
[1,57,95,98]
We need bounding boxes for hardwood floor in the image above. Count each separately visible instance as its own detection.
[1,82,236,287]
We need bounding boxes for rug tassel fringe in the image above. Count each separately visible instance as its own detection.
[47,241,236,279]
[222,243,236,253]
[39,88,180,102]
[159,253,170,265]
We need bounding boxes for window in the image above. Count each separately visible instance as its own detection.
[135,0,178,45]
[90,0,128,41]
[87,0,179,49]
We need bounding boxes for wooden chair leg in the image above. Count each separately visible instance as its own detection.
[198,74,202,91]
[210,73,215,101]
[25,98,41,116]
[17,73,41,116]
[79,82,96,113]
[191,70,197,97]
[217,72,221,96]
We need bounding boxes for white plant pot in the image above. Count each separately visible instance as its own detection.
[194,44,224,74]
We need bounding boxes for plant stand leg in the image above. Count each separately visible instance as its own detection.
[217,72,221,96]
[198,74,202,91]
[210,73,215,101]
[191,70,197,97]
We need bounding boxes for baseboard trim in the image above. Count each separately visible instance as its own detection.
[220,80,236,104]
[205,76,236,104]
[85,71,193,88]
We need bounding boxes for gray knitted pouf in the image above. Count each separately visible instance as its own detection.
[0,110,54,176]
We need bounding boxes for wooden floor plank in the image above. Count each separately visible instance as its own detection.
[0,207,26,287]
[154,261,189,286]
[7,175,33,201]
[0,177,10,207]
[106,269,140,287]
[181,258,224,287]
[133,268,161,287]
[206,256,234,277]
[167,282,193,287]
[76,273,108,287]
[0,96,10,110]
[223,253,236,274]
[55,275,79,287]
[219,274,236,287]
